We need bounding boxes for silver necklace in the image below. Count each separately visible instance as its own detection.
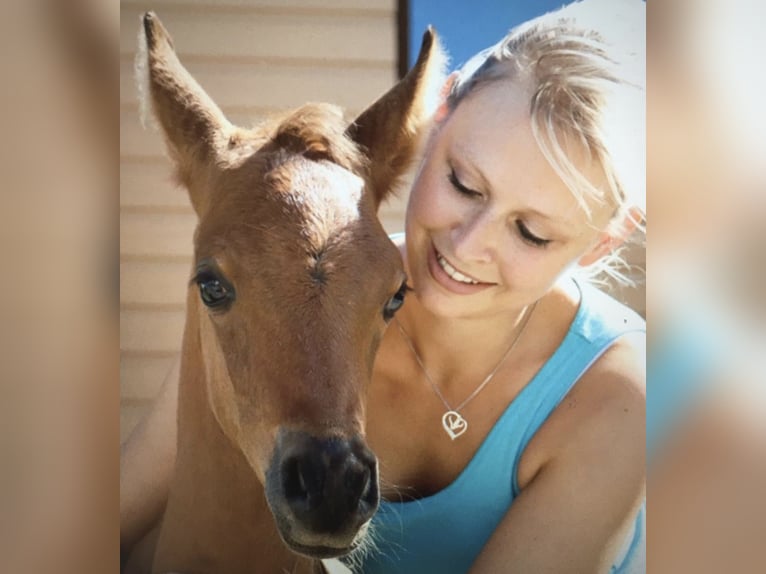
[394,301,538,440]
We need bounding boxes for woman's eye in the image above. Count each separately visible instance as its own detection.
[196,273,235,309]
[516,221,552,248]
[448,168,481,198]
[383,281,409,321]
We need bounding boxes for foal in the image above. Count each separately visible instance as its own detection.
[126,12,444,574]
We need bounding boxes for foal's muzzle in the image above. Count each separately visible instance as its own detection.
[265,431,379,558]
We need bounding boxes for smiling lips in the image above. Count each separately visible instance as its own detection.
[428,243,496,294]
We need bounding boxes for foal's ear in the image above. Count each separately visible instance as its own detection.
[136,12,230,213]
[346,28,447,209]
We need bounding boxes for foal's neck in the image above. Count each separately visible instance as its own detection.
[152,309,317,574]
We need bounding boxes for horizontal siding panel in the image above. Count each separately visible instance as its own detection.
[121,309,187,353]
[121,6,396,64]
[121,107,362,159]
[121,108,169,158]
[122,58,395,112]
[378,210,405,235]
[120,197,406,258]
[120,158,403,211]
[624,243,646,266]
[118,212,407,254]
[121,211,197,258]
[120,161,193,209]
[378,185,407,230]
[122,108,284,158]
[121,354,178,401]
[121,261,192,306]
[121,0,395,14]
[379,186,409,212]
[610,241,645,267]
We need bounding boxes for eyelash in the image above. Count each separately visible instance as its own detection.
[516,221,552,248]
[448,168,482,198]
[448,167,551,248]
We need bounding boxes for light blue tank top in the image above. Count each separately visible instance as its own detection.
[348,278,646,574]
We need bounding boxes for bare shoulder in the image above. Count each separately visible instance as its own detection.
[518,326,646,490]
[556,330,645,450]
[475,316,646,572]
[576,331,645,446]
[580,330,646,407]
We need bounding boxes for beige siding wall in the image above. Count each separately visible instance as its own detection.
[120,0,645,443]
[120,0,399,442]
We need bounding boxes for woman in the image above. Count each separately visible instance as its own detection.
[122,1,646,572]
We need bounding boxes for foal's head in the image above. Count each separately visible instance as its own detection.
[138,12,444,558]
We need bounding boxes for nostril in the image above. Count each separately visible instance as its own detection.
[343,459,371,507]
[283,456,324,510]
[282,457,303,499]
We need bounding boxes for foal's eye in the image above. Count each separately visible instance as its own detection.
[383,281,410,321]
[195,271,235,310]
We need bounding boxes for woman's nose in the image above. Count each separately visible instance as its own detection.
[450,211,497,264]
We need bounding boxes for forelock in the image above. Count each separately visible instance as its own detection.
[270,103,368,177]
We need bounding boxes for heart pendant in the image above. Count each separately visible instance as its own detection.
[442,410,468,440]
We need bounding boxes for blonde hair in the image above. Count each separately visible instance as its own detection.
[446,0,645,284]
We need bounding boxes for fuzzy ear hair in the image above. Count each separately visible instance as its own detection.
[136,12,231,213]
[346,27,448,210]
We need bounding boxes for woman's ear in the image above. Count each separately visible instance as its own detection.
[434,71,458,123]
[578,206,642,266]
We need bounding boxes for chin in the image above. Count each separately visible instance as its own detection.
[412,281,480,319]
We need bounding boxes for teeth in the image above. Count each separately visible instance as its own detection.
[437,254,479,284]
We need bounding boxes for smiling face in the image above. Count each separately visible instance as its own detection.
[405,78,617,318]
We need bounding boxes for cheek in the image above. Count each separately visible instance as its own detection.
[407,167,457,230]
[495,246,575,290]
[495,249,537,287]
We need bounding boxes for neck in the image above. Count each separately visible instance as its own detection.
[394,294,534,391]
[153,297,317,574]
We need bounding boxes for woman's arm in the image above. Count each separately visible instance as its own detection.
[470,337,646,573]
[120,357,180,552]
